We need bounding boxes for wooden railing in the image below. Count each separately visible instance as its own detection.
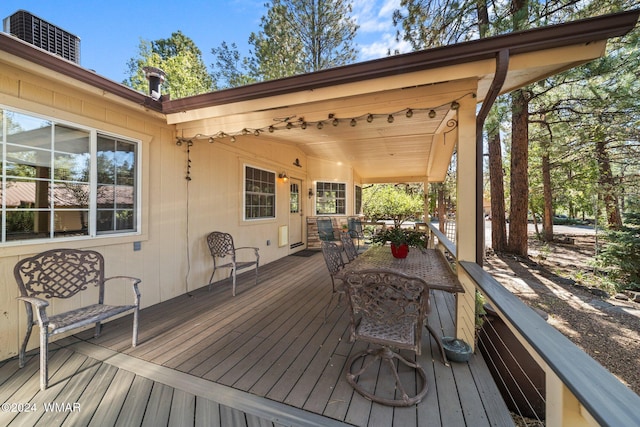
[428,222,640,427]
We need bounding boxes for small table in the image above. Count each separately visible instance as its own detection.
[337,246,464,294]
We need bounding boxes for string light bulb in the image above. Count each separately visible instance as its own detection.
[173,95,472,143]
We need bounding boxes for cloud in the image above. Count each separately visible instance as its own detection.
[351,0,410,60]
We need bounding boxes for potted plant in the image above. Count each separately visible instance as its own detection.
[372,226,426,258]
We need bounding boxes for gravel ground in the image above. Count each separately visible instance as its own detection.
[484,235,640,397]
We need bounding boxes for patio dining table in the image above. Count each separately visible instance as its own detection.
[336,245,465,294]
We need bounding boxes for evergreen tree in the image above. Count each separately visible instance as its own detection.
[248,0,359,81]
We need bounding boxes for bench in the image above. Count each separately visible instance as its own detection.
[14,248,141,390]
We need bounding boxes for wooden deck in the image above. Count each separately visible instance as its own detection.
[1,250,514,426]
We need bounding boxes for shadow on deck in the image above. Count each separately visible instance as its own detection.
[0,251,514,426]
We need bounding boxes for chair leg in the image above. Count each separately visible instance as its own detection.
[132,307,139,347]
[19,307,33,369]
[208,267,217,291]
[425,322,449,366]
[323,291,343,322]
[39,327,49,390]
[231,268,236,296]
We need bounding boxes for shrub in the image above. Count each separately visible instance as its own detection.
[595,201,640,292]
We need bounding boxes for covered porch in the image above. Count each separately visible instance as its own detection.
[0,250,512,426]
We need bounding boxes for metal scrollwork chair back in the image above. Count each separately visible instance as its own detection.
[340,232,359,262]
[207,232,260,296]
[316,216,338,242]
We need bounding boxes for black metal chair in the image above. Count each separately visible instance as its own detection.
[347,216,370,249]
[343,268,432,406]
[316,216,339,242]
[320,241,346,321]
[206,232,259,296]
[340,232,359,262]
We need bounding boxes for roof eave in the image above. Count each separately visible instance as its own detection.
[0,32,163,112]
[162,9,639,114]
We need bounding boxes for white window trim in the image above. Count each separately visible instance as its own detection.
[0,105,142,246]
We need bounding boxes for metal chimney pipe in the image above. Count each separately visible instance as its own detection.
[142,66,166,101]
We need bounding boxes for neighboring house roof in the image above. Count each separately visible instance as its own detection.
[1,10,638,183]
[2,181,133,208]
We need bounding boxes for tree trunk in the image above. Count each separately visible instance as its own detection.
[488,129,507,251]
[595,138,622,229]
[542,138,554,241]
[508,89,529,256]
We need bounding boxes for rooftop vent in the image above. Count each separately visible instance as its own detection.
[143,66,166,101]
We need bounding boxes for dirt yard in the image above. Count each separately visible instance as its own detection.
[484,234,640,396]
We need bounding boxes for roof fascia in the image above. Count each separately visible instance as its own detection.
[162,9,639,114]
[0,32,162,112]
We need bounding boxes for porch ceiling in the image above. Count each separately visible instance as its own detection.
[168,40,606,183]
[163,11,638,184]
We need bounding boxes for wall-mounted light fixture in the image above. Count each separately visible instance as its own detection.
[279,172,289,182]
[308,188,314,199]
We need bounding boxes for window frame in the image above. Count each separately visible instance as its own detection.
[243,164,276,221]
[315,181,347,215]
[0,106,142,246]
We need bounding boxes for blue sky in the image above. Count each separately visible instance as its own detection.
[2,0,410,83]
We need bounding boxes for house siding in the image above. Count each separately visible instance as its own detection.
[0,58,356,361]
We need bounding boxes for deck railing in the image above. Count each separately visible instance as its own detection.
[428,222,640,427]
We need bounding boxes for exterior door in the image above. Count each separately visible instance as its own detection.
[289,178,304,250]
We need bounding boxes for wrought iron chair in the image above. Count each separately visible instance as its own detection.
[320,241,346,321]
[316,216,339,242]
[14,248,141,390]
[206,232,259,296]
[347,216,368,249]
[343,268,432,406]
[340,232,359,262]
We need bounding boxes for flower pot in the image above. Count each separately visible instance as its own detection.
[390,243,409,258]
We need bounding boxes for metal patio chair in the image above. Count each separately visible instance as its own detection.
[320,241,346,321]
[347,216,368,249]
[340,232,359,262]
[207,232,259,296]
[343,268,432,406]
[316,216,339,242]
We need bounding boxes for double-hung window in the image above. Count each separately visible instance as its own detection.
[1,108,139,243]
[315,182,346,215]
[244,165,275,220]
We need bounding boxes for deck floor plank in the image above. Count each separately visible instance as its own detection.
[168,388,196,427]
[141,382,174,427]
[87,368,136,427]
[115,374,154,426]
[194,396,221,427]
[61,362,119,427]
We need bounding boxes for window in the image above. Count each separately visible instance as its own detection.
[290,182,300,214]
[244,166,275,220]
[316,182,346,215]
[1,108,139,243]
